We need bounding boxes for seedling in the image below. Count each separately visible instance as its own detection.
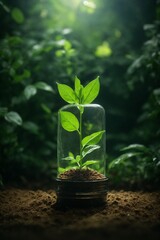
[57,76,105,172]
[56,76,108,207]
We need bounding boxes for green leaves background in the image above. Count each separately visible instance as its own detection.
[1,0,159,188]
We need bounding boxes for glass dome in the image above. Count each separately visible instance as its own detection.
[57,104,106,180]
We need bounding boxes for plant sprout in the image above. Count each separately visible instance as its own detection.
[57,76,105,170]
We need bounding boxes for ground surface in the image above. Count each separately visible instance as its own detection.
[0,188,160,240]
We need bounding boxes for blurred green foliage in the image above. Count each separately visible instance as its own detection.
[0,0,159,188]
[108,17,160,189]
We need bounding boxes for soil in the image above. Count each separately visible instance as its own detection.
[58,168,105,180]
[0,188,160,240]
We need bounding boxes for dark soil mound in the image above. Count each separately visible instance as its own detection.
[58,168,105,180]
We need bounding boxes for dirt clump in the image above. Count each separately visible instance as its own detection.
[58,168,105,180]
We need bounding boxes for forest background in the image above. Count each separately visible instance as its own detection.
[0,0,160,189]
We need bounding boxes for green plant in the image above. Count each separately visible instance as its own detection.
[57,76,105,169]
[108,144,160,188]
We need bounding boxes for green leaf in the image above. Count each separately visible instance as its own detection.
[62,156,80,167]
[64,40,72,51]
[60,111,79,132]
[63,152,74,160]
[75,155,81,167]
[35,82,54,92]
[62,156,78,165]
[76,155,81,163]
[4,111,22,125]
[24,85,37,99]
[108,152,143,169]
[75,76,81,96]
[74,76,83,103]
[55,50,65,57]
[82,130,105,147]
[58,167,66,174]
[0,1,10,12]
[121,144,150,153]
[11,8,24,24]
[63,156,74,161]
[58,166,77,174]
[22,121,39,134]
[82,145,100,157]
[82,76,100,104]
[62,152,75,161]
[95,42,112,58]
[41,104,51,114]
[143,24,154,31]
[82,160,98,167]
[57,83,76,103]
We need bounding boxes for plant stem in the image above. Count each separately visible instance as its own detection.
[79,105,83,168]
